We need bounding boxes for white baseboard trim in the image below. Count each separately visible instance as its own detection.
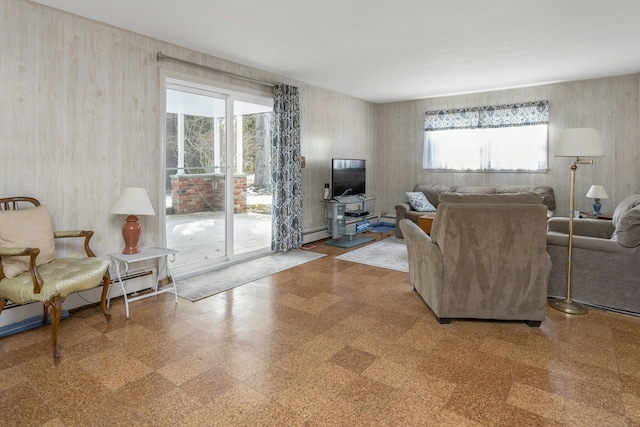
[303,229,331,244]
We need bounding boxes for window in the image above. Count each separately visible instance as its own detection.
[423,101,549,172]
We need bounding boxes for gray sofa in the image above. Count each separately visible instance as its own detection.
[400,193,551,325]
[395,184,556,238]
[547,194,640,314]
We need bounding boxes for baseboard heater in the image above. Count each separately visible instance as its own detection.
[0,270,154,335]
[1,269,153,311]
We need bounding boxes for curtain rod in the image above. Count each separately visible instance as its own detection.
[156,51,276,88]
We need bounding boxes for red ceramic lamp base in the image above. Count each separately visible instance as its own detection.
[121,215,141,254]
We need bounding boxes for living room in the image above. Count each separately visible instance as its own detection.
[3,0,639,259]
[2,0,640,425]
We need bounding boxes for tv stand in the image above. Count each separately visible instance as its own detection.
[323,196,375,248]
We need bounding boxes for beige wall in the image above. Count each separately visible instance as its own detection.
[1,0,375,254]
[375,75,640,217]
[2,0,638,257]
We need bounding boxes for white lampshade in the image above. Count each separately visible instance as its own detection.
[110,187,156,216]
[554,128,604,157]
[586,185,608,200]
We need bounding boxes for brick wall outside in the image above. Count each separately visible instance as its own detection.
[170,173,247,214]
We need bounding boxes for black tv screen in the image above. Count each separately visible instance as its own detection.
[332,159,366,198]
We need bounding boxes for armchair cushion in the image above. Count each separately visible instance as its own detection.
[0,205,57,278]
[0,257,110,304]
[405,192,436,212]
[612,195,640,248]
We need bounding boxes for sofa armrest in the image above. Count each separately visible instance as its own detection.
[547,232,637,254]
[547,217,614,239]
[395,203,413,238]
[395,202,412,218]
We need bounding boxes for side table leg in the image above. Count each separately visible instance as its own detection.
[167,253,178,304]
[112,259,131,319]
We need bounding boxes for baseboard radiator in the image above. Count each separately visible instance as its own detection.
[0,269,154,329]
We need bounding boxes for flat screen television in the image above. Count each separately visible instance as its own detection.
[332,158,366,198]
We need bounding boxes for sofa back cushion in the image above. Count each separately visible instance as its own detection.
[612,194,640,248]
[497,186,556,211]
[412,184,555,211]
[438,192,543,205]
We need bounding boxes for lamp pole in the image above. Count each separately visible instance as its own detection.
[550,158,590,315]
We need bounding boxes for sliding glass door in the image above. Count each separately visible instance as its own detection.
[164,78,273,276]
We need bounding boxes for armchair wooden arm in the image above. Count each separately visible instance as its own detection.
[54,230,96,257]
[0,247,44,293]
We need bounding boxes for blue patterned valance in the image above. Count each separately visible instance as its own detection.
[425,100,549,131]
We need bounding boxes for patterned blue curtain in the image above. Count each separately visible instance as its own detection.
[425,100,549,131]
[271,84,303,252]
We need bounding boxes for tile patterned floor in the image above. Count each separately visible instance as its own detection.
[1,234,640,426]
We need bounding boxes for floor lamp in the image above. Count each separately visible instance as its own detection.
[551,128,604,314]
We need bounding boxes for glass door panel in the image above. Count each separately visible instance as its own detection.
[232,100,273,256]
[164,80,274,277]
[165,87,228,272]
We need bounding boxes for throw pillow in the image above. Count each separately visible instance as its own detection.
[406,192,436,212]
[0,205,58,278]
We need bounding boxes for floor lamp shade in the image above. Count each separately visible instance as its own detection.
[554,128,604,158]
[110,187,156,254]
[551,128,604,315]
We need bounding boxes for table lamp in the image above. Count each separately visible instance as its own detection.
[551,128,604,315]
[586,185,608,216]
[110,187,156,254]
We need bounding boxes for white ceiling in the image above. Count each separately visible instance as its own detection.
[30,0,640,104]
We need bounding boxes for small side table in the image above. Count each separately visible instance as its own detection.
[579,211,613,220]
[417,213,436,234]
[107,247,178,319]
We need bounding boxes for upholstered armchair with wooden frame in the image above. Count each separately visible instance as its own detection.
[0,197,111,364]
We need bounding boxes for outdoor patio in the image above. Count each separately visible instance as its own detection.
[165,207,272,271]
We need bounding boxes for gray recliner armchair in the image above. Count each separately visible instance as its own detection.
[400,193,551,326]
[547,194,640,314]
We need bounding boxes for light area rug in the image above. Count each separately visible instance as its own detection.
[335,237,409,273]
[177,250,326,301]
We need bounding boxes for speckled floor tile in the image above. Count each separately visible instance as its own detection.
[328,344,377,373]
[0,235,638,426]
[506,382,565,423]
